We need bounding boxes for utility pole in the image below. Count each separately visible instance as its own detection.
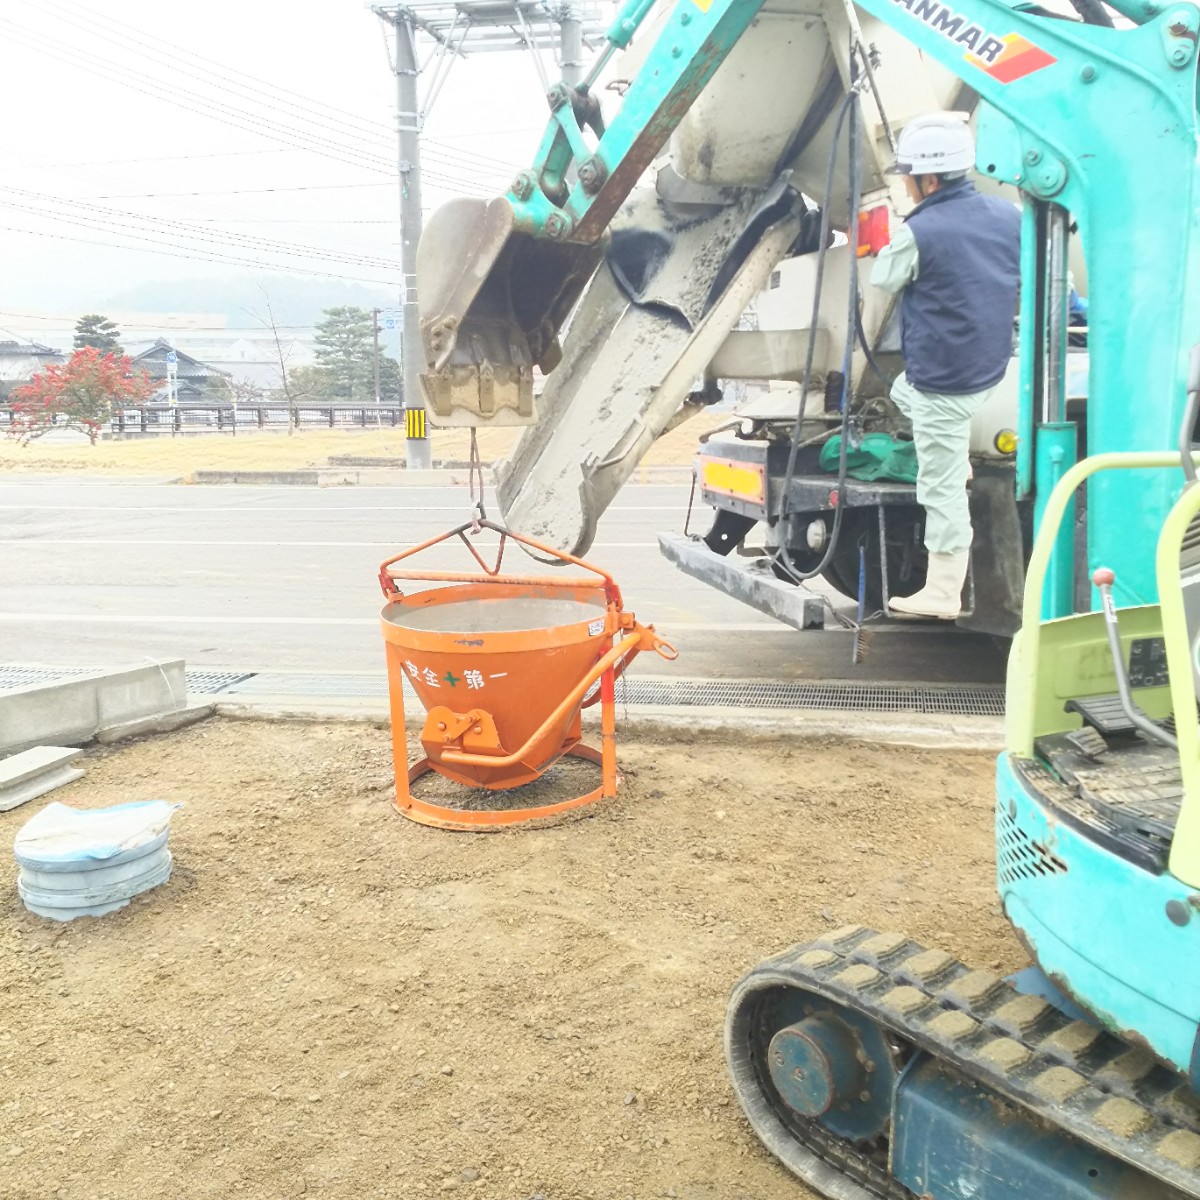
[372,307,382,408]
[559,0,584,86]
[392,11,431,469]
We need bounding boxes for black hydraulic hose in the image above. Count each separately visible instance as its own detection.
[774,79,863,585]
[855,305,892,390]
[1066,0,1115,25]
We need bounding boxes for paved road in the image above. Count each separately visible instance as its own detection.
[0,478,1006,683]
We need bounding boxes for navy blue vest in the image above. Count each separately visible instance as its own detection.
[901,179,1021,395]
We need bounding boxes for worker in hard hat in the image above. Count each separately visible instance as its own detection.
[870,112,1021,619]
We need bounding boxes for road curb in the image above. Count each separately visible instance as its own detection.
[190,467,481,487]
[191,469,321,486]
[185,465,695,488]
[0,660,192,756]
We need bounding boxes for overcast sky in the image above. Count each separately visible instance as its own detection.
[0,0,576,326]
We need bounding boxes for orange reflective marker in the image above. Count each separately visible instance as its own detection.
[377,520,676,830]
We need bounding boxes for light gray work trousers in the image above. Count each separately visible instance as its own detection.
[890,375,994,556]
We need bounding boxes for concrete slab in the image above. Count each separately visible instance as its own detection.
[0,746,84,811]
[0,660,188,755]
[94,699,215,744]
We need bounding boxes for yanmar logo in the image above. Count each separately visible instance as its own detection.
[891,0,1057,82]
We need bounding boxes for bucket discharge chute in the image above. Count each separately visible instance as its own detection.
[377,520,675,830]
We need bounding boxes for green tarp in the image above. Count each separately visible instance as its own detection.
[819,432,918,484]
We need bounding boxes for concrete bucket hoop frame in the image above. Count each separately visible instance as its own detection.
[378,519,676,830]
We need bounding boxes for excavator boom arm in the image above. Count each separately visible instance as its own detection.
[510,0,768,245]
[416,0,773,426]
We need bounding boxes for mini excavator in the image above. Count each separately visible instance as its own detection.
[417,0,1200,1189]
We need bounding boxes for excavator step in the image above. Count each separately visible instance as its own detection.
[1024,738,1182,866]
[1065,693,1141,736]
[727,926,1200,1199]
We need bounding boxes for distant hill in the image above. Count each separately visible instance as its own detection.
[103,275,397,327]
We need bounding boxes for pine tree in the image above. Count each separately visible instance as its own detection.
[313,306,376,403]
[73,314,122,355]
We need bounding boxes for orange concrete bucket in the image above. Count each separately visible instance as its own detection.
[377,519,676,830]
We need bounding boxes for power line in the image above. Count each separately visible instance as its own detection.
[0,142,418,265]
[185,218,398,225]
[0,312,322,332]
[0,187,402,270]
[0,8,524,270]
[77,174,486,199]
[41,0,524,176]
[26,148,298,169]
[82,181,397,199]
[0,140,386,252]
[0,223,400,286]
[0,15,500,194]
[0,20,403,179]
[12,0,520,184]
[0,3,545,298]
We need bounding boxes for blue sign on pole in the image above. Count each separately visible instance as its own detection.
[166,351,178,364]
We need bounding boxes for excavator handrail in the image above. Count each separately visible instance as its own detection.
[1019,451,1200,632]
[1010,449,1200,886]
[1154,475,1200,885]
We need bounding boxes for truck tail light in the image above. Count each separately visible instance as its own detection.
[857,206,890,257]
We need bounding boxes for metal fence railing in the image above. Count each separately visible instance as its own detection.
[0,403,407,436]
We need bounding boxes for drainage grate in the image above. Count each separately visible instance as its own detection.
[0,665,255,695]
[1,664,1006,715]
[186,670,257,695]
[0,665,94,691]
[610,678,1005,716]
[224,672,1005,716]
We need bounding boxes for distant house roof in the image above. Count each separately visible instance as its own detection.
[130,337,230,383]
[0,338,65,384]
[0,339,61,357]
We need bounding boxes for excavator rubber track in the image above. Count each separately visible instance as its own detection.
[726,925,1200,1198]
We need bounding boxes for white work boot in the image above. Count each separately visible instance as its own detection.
[889,551,969,620]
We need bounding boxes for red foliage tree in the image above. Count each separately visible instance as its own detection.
[7,348,156,445]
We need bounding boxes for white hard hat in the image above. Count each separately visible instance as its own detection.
[888,112,975,176]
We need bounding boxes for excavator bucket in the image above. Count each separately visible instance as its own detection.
[416,197,606,427]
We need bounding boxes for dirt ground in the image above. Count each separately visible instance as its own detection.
[0,411,727,477]
[0,719,1023,1200]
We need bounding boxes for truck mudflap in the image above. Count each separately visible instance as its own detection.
[657,532,828,631]
[962,461,1026,638]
